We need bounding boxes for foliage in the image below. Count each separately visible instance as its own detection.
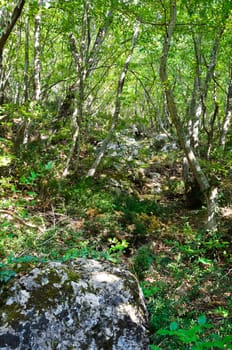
[133,245,155,279]
[142,224,232,349]
[155,315,232,350]
[0,0,232,347]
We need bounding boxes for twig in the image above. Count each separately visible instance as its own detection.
[0,209,44,233]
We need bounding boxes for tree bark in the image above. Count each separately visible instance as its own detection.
[61,4,114,177]
[159,0,217,231]
[34,1,42,101]
[61,31,85,178]
[220,66,232,151]
[201,28,224,159]
[23,15,30,102]
[185,32,202,152]
[0,0,25,56]
[0,0,25,104]
[62,105,80,178]
[87,21,140,177]
[184,6,225,157]
[56,9,113,121]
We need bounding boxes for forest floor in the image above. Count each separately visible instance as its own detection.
[0,143,232,349]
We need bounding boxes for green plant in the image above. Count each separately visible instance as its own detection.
[0,261,16,283]
[0,254,47,284]
[141,281,164,299]
[133,245,155,279]
[0,177,17,194]
[152,315,232,350]
[107,237,129,262]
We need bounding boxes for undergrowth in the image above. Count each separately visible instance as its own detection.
[0,153,231,350]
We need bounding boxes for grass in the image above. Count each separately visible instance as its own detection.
[0,152,231,350]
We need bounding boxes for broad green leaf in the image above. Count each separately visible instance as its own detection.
[197,257,213,265]
[198,314,207,326]
[149,345,162,350]
[170,321,179,331]
[45,161,53,170]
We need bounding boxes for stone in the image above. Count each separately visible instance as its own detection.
[0,259,149,350]
[161,142,178,152]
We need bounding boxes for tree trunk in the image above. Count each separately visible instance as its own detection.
[200,28,224,159]
[0,0,25,104]
[23,16,30,102]
[87,21,140,177]
[159,0,217,231]
[220,67,232,151]
[62,105,80,178]
[185,32,202,152]
[184,8,225,157]
[61,31,85,178]
[56,9,113,123]
[60,5,114,176]
[0,55,4,105]
[34,1,42,101]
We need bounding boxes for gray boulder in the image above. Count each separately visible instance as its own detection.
[0,259,149,350]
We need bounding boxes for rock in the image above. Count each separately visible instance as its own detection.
[0,259,149,350]
[161,142,178,152]
[154,133,168,142]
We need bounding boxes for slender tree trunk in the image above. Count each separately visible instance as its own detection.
[87,21,140,177]
[186,70,201,152]
[130,69,171,137]
[0,54,4,104]
[61,1,89,177]
[185,13,225,158]
[62,105,80,178]
[0,0,25,104]
[62,4,114,177]
[220,66,232,151]
[34,1,42,101]
[200,28,224,159]
[206,90,219,160]
[56,9,113,121]
[61,32,85,178]
[185,33,202,152]
[159,0,217,231]
[24,16,30,102]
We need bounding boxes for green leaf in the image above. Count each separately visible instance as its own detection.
[45,161,53,171]
[149,345,162,350]
[198,314,207,326]
[157,329,170,336]
[0,269,16,282]
[170,321,179,331]
[198,257,213,265]
[30,171,37,180]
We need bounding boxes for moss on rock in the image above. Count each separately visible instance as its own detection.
[0,259,149,350]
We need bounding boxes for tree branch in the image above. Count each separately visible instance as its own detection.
[0,0,25,56]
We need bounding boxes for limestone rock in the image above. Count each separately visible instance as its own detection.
[0,259,149,350]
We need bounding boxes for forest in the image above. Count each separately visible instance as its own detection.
[0,0,232,349]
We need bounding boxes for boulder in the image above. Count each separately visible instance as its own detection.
[0,259,149,350]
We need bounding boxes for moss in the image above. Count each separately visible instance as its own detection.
[28,284,62,310]
[0,265,82,326]
[27,270,63,310]
[66,268,80,283]
[27,266,81,310]
[0,302,26,327]
[0,278,26,326]
[34,268,62,285]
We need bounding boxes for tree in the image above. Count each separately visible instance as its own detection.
[61,1,114,177]
[34,0,43,101]
[220,64,232,151]
[87,20,140,177]
[0,0,25,104]
[159,0,218,231]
